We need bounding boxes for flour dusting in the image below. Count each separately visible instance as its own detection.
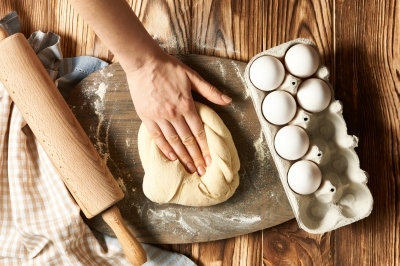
[95,82,108,101]
[230,102,245,125]
[195,43,240,55]
[243,87,250,99]
[177,216,195,234]
[93,99,106,154]
[147,208,197,235]
[254,130,267,163]
[152,34,179,51]
[230,60,250,100]
[117,177,127,192]
[126,137,132,148]
[227,215,262,223]
[231,61,245,83]
[83,82,112,162]
[147,208,177,220]
[216,59,226,83]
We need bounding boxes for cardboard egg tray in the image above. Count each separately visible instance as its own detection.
[244,38,373,233]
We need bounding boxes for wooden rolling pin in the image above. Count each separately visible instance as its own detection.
[0,27,146,265]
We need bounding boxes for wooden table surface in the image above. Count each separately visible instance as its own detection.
[1,0,399,265]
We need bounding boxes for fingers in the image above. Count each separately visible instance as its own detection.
[184,110,212,167]
[186,70,232,105]
[142,120,178,161]
[143,117,208,176]
[172,114,210,176]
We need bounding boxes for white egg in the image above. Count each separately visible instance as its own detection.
[249,56,285,91]
[297,78,331,113]
[274,125,309,160]
[284,43,320,78]
[288,160,322,195]
[262,91,296,125]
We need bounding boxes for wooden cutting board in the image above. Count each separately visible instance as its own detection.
[66,54,294,244]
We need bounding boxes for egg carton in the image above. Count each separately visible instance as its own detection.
[244,38,373,233]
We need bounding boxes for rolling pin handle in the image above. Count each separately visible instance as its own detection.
[102,206,147,265]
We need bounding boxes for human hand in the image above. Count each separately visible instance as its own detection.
[126,53,232,176]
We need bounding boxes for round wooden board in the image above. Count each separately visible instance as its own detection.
[66,54,294,244]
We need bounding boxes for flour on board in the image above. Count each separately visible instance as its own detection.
[117,177,127,192]
[254,130,268,163]
[82,82,112,163]
[95,82,108,101]
[226,215,262,223]
[216,59,226,83]
[126,137,132,148]
[231,60,250,99]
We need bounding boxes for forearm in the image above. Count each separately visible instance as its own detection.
[67,0,163,72]
[67,0,231,175]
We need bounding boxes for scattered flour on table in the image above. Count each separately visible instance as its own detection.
[152,33,179,51]
[195,43,240,55]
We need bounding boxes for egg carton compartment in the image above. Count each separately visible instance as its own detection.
[244,38,373,233]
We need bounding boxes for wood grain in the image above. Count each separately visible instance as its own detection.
[191,0,263,61]
[1,0,399,265]
[333,0,400,265]
[0,0,112,61]
[263,220,332,266]
[264,0,333,73]
[129,0,191,54]
[158,231,262,266]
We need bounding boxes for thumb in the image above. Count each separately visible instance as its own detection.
[187,70,232,105]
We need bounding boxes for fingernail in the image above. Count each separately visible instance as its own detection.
[169,152,178,161]
[221,94,232,103]
[187,163,196,173]
[197,166,206,176]
[205,156,212,166]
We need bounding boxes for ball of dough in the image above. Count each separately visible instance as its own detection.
[138,102,240,207]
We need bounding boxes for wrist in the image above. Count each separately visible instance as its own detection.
[118,42,167,74]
